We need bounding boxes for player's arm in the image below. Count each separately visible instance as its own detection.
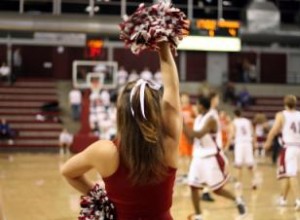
[251,123,257,149]
[264,112,283,150]
[60,140,117,194]
[183,116,216,140]
[158,42,182,141]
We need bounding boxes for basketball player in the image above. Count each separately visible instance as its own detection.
[201,92,221,202]
[184,96,246,220]
[264,95,300,209]
[58,128,73,156]
[229,109,257,192]
[253,113,267,157]
[61,42,182,219]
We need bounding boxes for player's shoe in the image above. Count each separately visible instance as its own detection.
[236,197,247,216]
[295,199,300,211]
[190,214,203,220]
[278,196,287,207]
[237,202,247,216]
[252,184,258,190]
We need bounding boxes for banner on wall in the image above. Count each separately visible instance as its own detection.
[34,32,86,45]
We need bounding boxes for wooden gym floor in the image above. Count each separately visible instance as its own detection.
[0,153,300,220]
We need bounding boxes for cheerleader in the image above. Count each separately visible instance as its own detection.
[61,2,188,219]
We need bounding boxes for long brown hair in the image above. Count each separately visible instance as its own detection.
[117,81,167,185]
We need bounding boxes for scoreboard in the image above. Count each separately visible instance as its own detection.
[178,19,241,52]
[193,19,240,37]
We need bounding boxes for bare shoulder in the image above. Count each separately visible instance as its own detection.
[87,140,118,159]
[86,140,119,177]
[275,112,284,121]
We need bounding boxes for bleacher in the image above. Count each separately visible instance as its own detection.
[243,96,300,120]
[0,80,62,151]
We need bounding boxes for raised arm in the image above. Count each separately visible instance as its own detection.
[158,43,182,140]
[264,112,283,150]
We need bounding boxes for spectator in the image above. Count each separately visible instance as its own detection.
[117,66,128,86]
[89,92,102,135]
[0,62,11,84]
[41,101,60,113]
[248,63,257,83]
[0,118,14,145]
[199,81,210,97]
[58,128,73,156]
[12,48,22,82]
[237,87,251,108]
[242,59,250,83]
[241,59,257,83]
[69,88,82,121]
[128,70,139,82]
[223,81,236,104]
[100,89,111,109]
[154,69,163,84]
[140,67,153,81]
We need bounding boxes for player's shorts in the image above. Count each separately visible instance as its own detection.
[234,143,255,168]
[188,151,229,191]
[256,136,266,145]
[277,147,300,179]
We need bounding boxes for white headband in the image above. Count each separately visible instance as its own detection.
[130,79,162,119]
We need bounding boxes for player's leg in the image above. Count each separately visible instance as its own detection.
[246,144,257,189]
[210,153,246,216]
[191,186,202,217]
[290,177,300,210]
[278,147,296,206]
[187,158,205,219]
[234,144,243,194]
[290,148,300,210]
[213,187,246,216]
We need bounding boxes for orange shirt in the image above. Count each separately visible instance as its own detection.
[180,105,195,156]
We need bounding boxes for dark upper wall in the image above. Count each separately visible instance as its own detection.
[0,45,288,84]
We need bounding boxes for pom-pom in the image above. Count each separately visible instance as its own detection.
[79,184,116,220]
[119,1,189,55]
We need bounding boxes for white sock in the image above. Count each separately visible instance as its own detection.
[194,214,203,220]
[203,187,209,194]
[236,196,244,205]
[279,195,286,201]
[235,182,242,190]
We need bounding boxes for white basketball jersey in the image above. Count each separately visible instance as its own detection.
[282,110,300,147]
[255,124,264,137]
[193,111,218,158]
[209,108,222,148]
[233,117,253,145]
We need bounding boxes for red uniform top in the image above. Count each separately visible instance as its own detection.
[103,161,176,220]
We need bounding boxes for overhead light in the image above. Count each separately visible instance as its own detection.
[223,1,232,6]
[85,5,100,12]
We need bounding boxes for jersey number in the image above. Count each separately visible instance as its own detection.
[290,122,300,134]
